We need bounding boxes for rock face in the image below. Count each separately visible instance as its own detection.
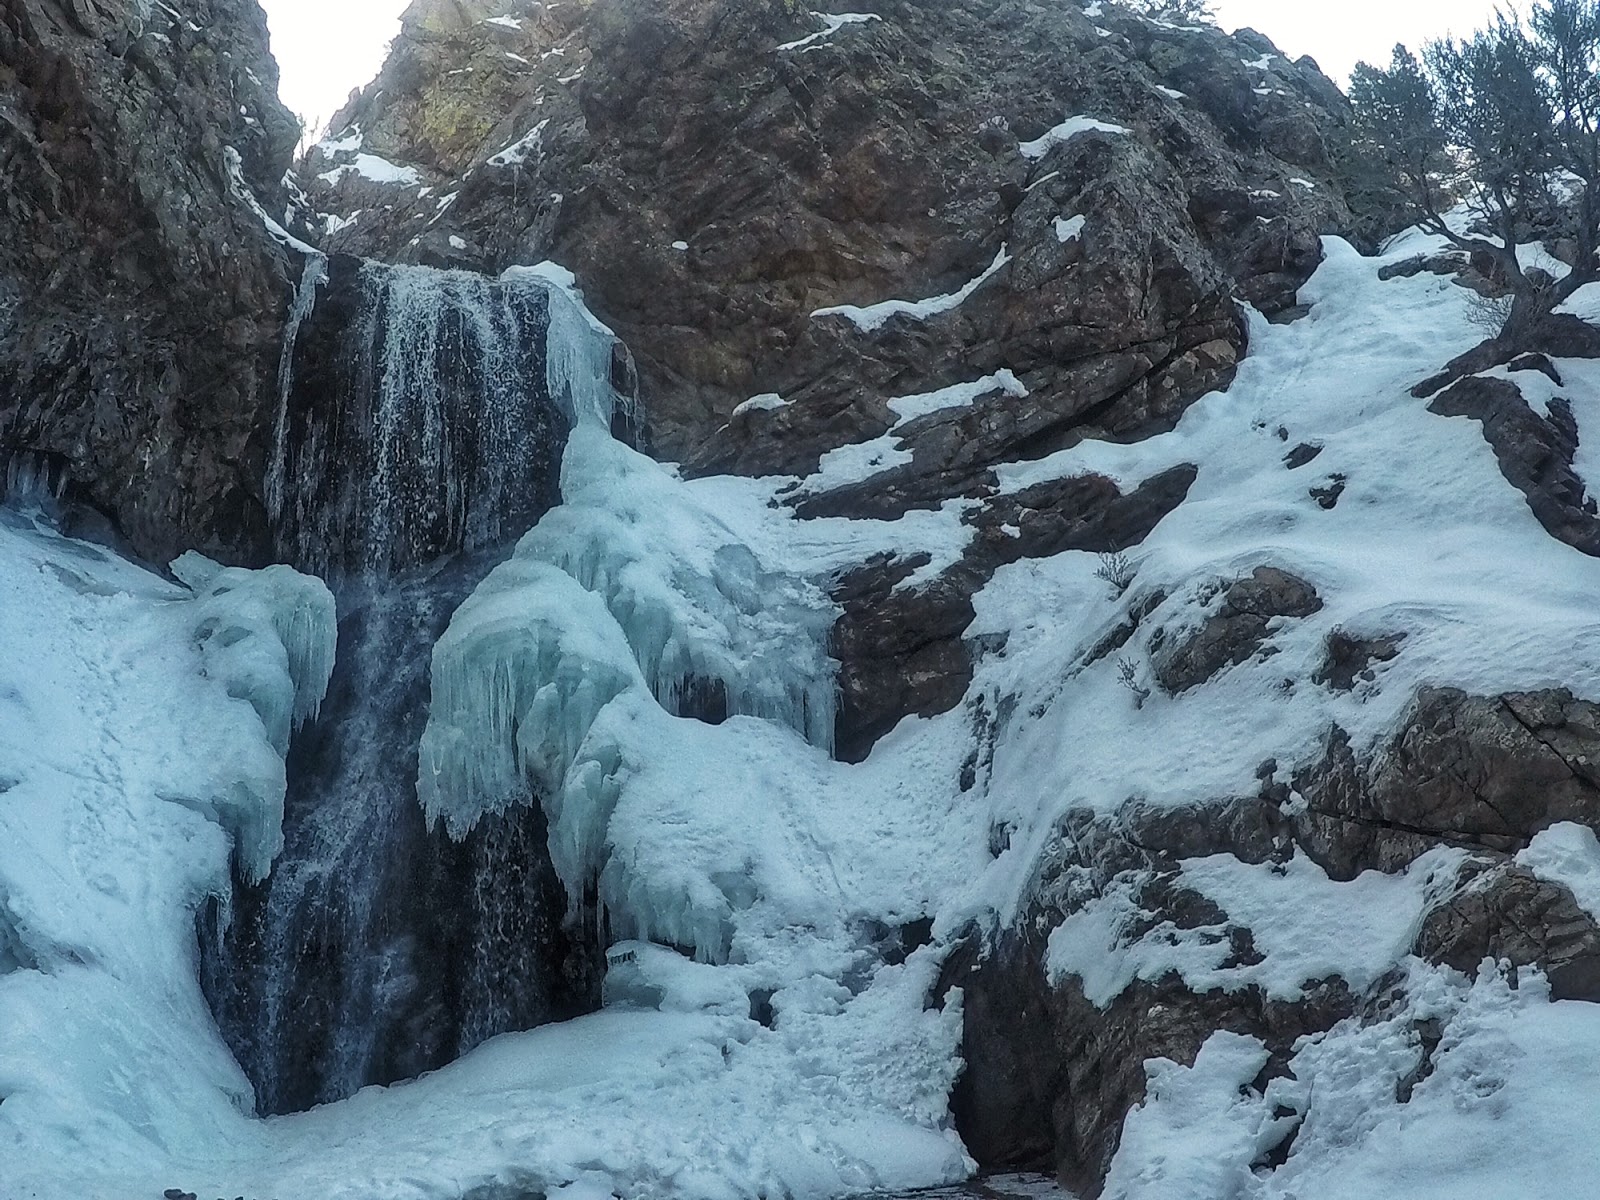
[1151,566,1322,695]
[302,0,1367,471]
[0,0,301,562]
[1427,372,1600,557]
[294,0,1373,756]
[952,686,1600,1196]
[1297,688,1600,874]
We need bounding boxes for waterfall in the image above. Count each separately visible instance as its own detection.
[200,256,625,1114]
[271,260,599,577]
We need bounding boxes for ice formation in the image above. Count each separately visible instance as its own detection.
[265,251,328,531]
[419,557,646,834]
[272,261,633,573]
[168,552,337,880]
[171,553,337,754]
[529,426,839,742]
[0,512,336,1197]
[420,424,842,960]
[501,262,634,430]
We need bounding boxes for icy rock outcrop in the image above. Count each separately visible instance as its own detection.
[420,426,842,963]
[523,425,839,748]
[172,552,338,879]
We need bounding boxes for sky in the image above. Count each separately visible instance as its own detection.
[259,0,1512,138]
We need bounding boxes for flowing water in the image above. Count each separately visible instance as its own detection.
[200,258,618,1113]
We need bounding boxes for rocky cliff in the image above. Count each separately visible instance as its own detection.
[0,0,301,562]
[298,0,1377,757]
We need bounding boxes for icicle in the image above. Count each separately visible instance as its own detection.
[266,252,328,530]
[170,553,338,882]
[525,425,840,751]
[500,262,633,431]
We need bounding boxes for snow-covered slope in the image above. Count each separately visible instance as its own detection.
[0,509,332,1190]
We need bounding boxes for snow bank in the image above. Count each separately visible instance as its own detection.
[1046,849,1465,1006]
[0,513,334,1190]
[1104,961,1600,1200]
[315,152,422,187]
[965,232,1600,929]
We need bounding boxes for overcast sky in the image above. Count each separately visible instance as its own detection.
[260,0,1514,136]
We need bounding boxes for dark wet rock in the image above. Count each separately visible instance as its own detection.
[1295,688,1600,878]
[1415,864,1600,1002]
[952,685,1600,1196]
[1283,442,1323,469]
[945,798,1347,1197]
[1507,352,1563,386]
[857,1173,1070,1200]
[0,0,301,563]
[1377,251,1468,282]
[1313,630,1405,692]
[1427,375,1600,556]
[831,554,986,765]
[1413,313,1600,402]
[1309,474,1346,509]
[1153,566,1322,695]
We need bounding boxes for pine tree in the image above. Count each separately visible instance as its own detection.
[1352,1,1600,355]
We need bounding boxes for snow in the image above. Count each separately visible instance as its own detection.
[965,232,1600,933]
[14,196,1600,1200]
[671,239,690,251]
[1018,115,1131,160]
[315,152,423,187]
[484,14,522,28]
[487,118,549,167]
[1053,214,1086,243]
[812,246,1011,331]
[775,11,881,52]
[1104,960,1600,1199]
[0,511,331,1193]
[796,370,1028,497]
[731,391,788,417]
[1046,849,1464,1006]
[1156,85,1186,99]
[222,145,321,257]
[315,126,362,155]
[1519,822,1600,921]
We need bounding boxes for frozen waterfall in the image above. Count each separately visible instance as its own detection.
[201,255,624,1112]
[269,260,630,576]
